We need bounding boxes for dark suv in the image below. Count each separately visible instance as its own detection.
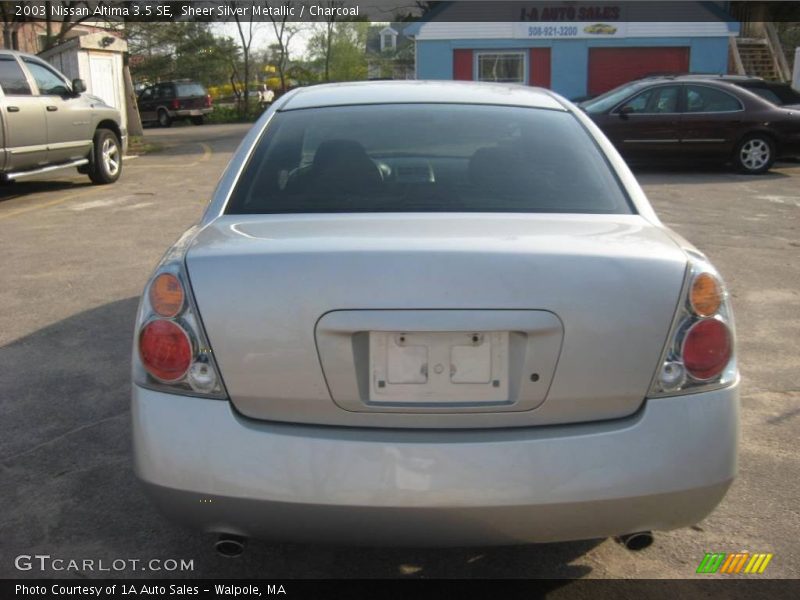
[137,80,213,127]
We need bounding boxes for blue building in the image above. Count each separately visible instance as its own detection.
[405,2,740,100]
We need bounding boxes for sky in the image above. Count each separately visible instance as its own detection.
[212,22,316,57]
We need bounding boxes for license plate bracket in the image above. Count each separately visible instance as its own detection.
[369,331,509,405]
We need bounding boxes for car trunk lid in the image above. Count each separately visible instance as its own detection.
[185,213,687,428]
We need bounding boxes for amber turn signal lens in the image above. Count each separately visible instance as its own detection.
[690,273,722,317]
[149,273,184,317]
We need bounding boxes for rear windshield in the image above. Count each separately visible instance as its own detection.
[226,103,632,215]
[176,83,206,97]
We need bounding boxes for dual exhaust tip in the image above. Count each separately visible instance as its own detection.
[215,534,246,558]
[617,531,654,551]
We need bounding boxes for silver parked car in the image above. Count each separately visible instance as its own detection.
[132,81,738,552]
[0,50,125,184]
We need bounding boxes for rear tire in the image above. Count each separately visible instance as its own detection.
[191,116,205,125]
[88,128,122,185]
[158,109,172,128]
[734,134,774,174]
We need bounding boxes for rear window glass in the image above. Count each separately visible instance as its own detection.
[746,87,782,105]
[0,55,31,95]
[176,83,206,97]
[226,104,632,215]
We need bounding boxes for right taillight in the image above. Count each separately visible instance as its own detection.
[133,229,227,399]
[682,318,732,380]
[649,257,737,396]
[139,319,192,382]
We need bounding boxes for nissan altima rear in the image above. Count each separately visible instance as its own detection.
[131,81,738,547]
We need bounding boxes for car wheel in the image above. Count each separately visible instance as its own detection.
[191,116,205,125]
[734,135,774,174]
[88,128,122,185]
[158,109,172,128]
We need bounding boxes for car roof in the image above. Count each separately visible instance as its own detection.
[278,81,567,111]
[628,76,750,94]
[0,49,47,62]
[644,73,764,81]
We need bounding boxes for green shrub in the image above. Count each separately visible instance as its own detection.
[207,100,264,124]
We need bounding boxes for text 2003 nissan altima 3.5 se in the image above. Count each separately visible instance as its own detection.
[132,81,738,552]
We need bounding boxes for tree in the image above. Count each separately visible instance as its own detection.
[312,1,344,81]
[266,1,301,91]
[307,20,369,83]
[125,22,239,87]
[1,0,101,50]
[231,1,257,117]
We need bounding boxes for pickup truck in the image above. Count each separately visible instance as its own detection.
[0,50,126,184]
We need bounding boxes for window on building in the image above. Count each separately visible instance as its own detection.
[477,52,525,84]
[686,85,742,113]
[0,54,32,95]
[23,58,69,95]
[381,31,396,51]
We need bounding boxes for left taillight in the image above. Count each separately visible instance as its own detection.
[133,246,227,398]
[649,256,737,396]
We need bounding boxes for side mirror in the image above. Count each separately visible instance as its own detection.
[72,78,86,95]
[618,105,634,119]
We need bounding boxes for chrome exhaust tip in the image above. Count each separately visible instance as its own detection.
[214,534,246,558]
[617,531,654,551]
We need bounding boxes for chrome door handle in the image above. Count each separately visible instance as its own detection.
[7,106,19,112]
[46,106,58,111]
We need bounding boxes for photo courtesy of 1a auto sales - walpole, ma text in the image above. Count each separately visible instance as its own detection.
[1,0,800,598]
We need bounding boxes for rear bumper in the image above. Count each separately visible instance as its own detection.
[171,108,213,118]
[132,383,738,546]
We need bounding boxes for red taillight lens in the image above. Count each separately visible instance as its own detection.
[205,94,212,107]
[171,98,180,110]
[139,319,192,382]
[682,319,732,380]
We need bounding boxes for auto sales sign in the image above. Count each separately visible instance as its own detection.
[514,3,628,38]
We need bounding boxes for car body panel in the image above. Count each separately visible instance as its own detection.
[281,80,566,111]
[1,95,49,170]
[133,381,738,545]
[185,213,687,428]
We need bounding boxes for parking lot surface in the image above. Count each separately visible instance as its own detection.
[1,123,798,581]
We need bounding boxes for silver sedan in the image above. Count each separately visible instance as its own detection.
[131,81,738,553]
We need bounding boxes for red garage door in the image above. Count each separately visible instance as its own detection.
[587,47,690,95]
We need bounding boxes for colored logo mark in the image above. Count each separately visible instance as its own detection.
[697,552,773,574]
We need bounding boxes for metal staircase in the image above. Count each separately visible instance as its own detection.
[731,23,791,82]
[737,39,781,80]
